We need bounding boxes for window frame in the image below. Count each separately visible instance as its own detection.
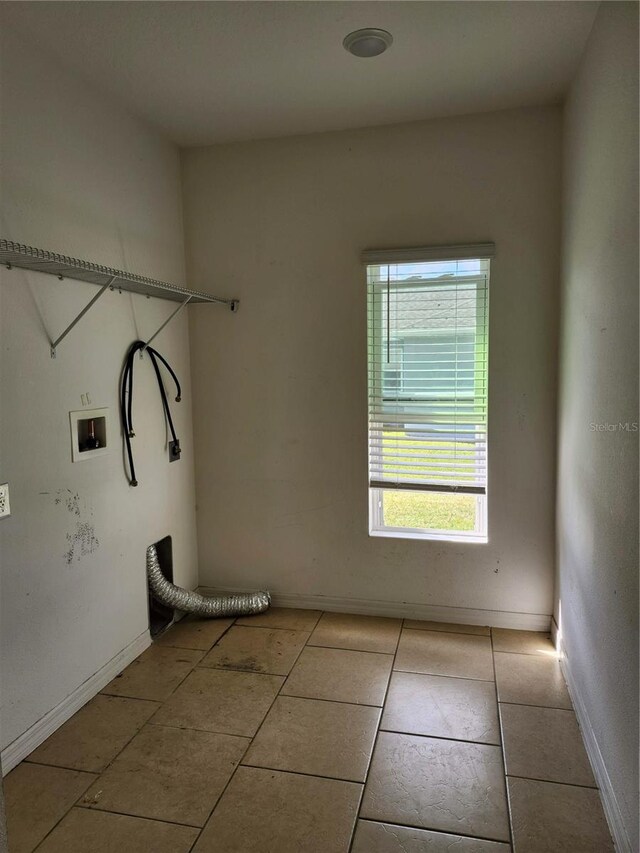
[365,246,492,544]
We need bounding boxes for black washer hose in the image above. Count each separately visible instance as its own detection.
[120,341,182,487]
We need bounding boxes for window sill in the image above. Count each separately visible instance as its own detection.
[369,528,488,544]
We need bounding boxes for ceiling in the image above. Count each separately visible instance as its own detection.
[2,1,598,147]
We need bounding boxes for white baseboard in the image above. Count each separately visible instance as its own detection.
[197,587,551,631]
[559,641,631,853]
[1,630,150,776]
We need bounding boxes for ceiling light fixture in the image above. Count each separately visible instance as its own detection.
[343,28,393,58]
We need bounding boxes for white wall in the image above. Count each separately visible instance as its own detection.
[182,105,561,624]
[557,4,639,850]
[0,28,198,760]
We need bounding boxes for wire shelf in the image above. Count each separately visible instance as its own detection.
[0,238,236,307]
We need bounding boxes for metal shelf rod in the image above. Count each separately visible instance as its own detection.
[141,295,192,356]
[50,276,115,358]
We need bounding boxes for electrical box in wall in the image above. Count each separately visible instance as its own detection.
[69,408,110,462]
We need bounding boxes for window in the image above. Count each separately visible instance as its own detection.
[365,244,492,542]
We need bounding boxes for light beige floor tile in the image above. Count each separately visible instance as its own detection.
[492,628,556,656]
[151,667,284,736]
[395,629,494,681]
[101,645,204,702]
[243,695,380,782]
[508,777,614,852]
[35,807,198,853]
[199,625,309,675]
[308,612,401,653]
[5,763,96,853]
[500,703,595,786]
[494,653,572,709]
[192,766,361,853]
[361,732,509,842]
[79,724,248,826]
[26,694,160,773]
[352,820,511,852]
[404,619,490,636]
[282,646,392,706]
[381,671,500,744]
[236,606,322,632]
[154,617,234,650]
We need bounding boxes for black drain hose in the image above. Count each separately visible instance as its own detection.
[120,341,182,486]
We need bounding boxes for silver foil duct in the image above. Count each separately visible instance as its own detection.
[146,544,270,618]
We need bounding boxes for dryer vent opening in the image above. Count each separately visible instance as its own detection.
[146,542,271,621]
[148,536,174,637]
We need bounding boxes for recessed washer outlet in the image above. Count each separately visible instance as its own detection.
[69,407,110,462]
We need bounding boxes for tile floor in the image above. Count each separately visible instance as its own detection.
[4,609,615,852]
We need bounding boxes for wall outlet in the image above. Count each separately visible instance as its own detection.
[0,483,10,519]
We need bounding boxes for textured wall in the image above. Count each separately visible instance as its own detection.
[183,105,561,622]
[557,3,639,849]
[0,28,198,755]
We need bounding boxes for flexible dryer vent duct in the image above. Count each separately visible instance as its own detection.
[146,544,270,617]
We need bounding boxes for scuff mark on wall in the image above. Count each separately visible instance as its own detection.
[52,489,99,563]
[65,522,100,564]
[54,488,84,517]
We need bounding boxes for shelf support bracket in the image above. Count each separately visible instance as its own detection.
[50,276,115,358]
[140,296,192,357]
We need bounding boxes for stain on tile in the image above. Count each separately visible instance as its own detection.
[382,671,500,743]
[151,667,284,737]
[395,629,494,680]
[282,646,392,706]
[192,766,361,853]
[308,612,401,653]
[492,628,556,657]
[361,732,509,842]
[80,724,248,826]
[500,703,595,786]
[494,653,571,709]
[5,763,96,853]
[508,777,613,852]
[352,819,512,852]
[101,645,204,702]
[154,617,234,650]
[243,695,380,781]
[34,807,198,853]
[199,625,309,675]
[236,607,322,632]
[26,695,160,773]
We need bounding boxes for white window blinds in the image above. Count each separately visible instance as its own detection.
[366,248,491,496]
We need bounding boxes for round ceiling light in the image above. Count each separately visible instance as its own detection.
[343,28,393,58]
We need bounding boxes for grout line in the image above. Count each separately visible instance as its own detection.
[307,645,396,656]
[146,720,253,740]
[73,802,203,829]
[392,666,494,683]
[28,625,241,852]
[498,700,577,713]
[195,663,300,677]
[239,762,366,786]
[505,773,598,791]
[491,630,516,851]
[235,621,323,633]
[347,615,403,853]
[304,642,396,656]
[23,759,101,775]
[182,610,321,844]
[492,649,560,659]
[278,691,384,709]
[17,764,97,852]
[378,728,501,748]
[357,815,512,846]
[403,617,492,637]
